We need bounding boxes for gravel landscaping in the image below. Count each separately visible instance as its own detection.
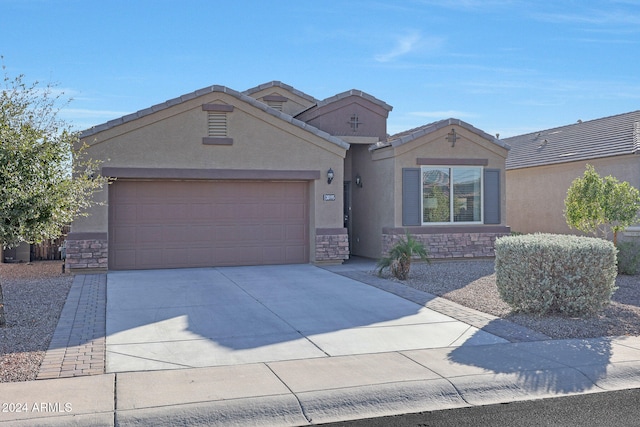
[388,260,640,340]
[1,259,639,383]
[0,261,72,382]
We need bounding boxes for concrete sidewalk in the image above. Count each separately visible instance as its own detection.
[3,260,640,426]
[4,336,640,426]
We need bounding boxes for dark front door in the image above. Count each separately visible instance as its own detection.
[343,181,352,254]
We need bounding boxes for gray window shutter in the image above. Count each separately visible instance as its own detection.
[484,169,501,224]
[403,168,421,226]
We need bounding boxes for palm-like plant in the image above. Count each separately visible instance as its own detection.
[377,231,429,280]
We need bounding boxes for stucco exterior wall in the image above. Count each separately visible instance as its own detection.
[297,96,389,140]
[350,124,509,260]
[72,91,347,266]
[506,155,640,235]
[349,145,395,259]
[381,125,509,228]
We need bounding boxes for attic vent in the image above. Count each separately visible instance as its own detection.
[263,95,288,112]
[634,121,640,153]
[208,112,227,137]
[202,103,234,145]
[266,100,284,111]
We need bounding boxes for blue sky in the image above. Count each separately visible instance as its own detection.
[2,0,639,138]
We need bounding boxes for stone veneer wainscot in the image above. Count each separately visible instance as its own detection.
[382,226,511,260]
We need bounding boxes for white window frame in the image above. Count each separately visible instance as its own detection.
[420,165,484,225]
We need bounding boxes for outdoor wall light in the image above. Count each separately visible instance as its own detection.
[327,168,334,184]
[355,174,363,188]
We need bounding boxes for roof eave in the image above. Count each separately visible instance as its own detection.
[80,85,349,151]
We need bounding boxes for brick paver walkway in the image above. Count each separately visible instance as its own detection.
[37,274,107,380]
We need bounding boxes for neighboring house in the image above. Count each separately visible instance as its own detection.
[504,110,640,238]
[66,81,511,271]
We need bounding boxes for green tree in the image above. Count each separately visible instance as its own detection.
[0,66,106,326]
[564,164,640,246]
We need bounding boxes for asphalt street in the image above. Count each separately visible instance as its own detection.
[318,388,640,427]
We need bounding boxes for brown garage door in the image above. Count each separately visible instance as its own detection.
[108,180,309,270]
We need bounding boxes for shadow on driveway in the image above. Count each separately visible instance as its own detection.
[105,264,507,371]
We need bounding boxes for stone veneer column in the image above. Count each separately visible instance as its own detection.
[65,232,108,271]
[315,228,349,263]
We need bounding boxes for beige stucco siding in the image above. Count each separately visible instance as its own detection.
[350,124,509,259]
[375,125,509,228]
[73,92,347,263]
[349,145,395,259]
[506,155,640,235]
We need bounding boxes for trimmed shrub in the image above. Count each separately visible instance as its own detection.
[617,241,640,275]
[495,233,617,317]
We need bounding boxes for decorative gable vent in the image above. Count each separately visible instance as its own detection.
[263,95,288,112]
[202,103,234,145]
[266,100,284,111]
[208,112,227,137]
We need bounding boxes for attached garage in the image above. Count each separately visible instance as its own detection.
[108,180,309,270]
[66,82,352,272]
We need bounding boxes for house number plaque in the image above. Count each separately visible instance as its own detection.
[323,194,336,201]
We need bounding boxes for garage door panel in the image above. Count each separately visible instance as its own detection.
[286,224,306,240]
[263,224,284,240]
[191,204,213,219]
[109,180,309,269]
[162,225,188,242]
[262,207,284,220]
[138,204,164,222]
[112,205,138,222]
[286,246,307,263]
[186,248,212,266]
[262,247,285,264]
[137,249,164,268]
[184,225,215,242]
[112,226,138,244]
[137,226,164,244]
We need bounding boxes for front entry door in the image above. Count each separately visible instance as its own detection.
[343,181,352,254]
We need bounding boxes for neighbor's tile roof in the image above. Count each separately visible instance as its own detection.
[504,110,640,170]
[79,83,349,150]
[371,118,510,151]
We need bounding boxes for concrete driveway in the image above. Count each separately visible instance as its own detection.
[106,264,508,373]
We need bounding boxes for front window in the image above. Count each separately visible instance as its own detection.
[422,166,482,224]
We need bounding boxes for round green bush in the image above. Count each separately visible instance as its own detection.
[494,233,617,317]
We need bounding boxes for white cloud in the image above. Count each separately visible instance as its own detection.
[374,31,443,62]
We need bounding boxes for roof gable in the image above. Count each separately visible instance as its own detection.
[243,81,317,102]
[242,81,318,116]
[295,89,392,139]
[313,89,392,113]
[373,118,510,152]
[504,110,640,170]
[80,84,349,150]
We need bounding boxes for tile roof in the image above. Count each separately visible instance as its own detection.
[313,89,393,112]
[371,118,510,151]
[79,83,349,150]
[242,80,318,104]
[504,110,640,170]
